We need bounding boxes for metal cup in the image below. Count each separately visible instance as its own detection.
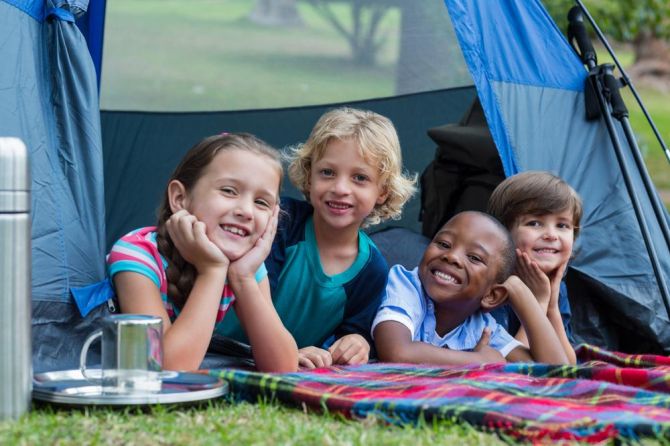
[80,314,163,394]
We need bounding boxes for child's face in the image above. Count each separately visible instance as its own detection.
[510,209,575,274]
[419,212,505,310]
[183,149,280,261]
[308,138,387,233]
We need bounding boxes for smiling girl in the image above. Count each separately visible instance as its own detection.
[107,134,298,371]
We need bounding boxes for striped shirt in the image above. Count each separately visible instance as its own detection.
[107,226,267,334]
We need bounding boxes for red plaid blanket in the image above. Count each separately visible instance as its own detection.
[208,345,670,442]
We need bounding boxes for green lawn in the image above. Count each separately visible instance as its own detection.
[1,400,508,445]
[100,0,402,111]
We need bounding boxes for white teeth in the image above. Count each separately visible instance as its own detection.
[434,270,459,284]
[222,225,247,236]
[328,202,351,210]
[535,248,558,254]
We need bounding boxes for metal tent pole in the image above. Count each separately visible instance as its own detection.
[567,6,670,317]
[575,0,670,166]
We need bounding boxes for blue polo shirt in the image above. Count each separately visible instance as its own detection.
[218,197,388,349]
[372,265,521,357]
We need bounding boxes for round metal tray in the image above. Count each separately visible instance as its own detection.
[33,369,228,406]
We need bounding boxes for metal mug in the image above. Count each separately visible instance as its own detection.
[80,314,164,394]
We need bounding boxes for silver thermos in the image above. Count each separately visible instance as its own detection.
[0,138,31,419]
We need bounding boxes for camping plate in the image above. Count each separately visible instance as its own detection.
[32,369,228,406]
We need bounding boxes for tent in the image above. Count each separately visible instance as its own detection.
[2,0,669,372]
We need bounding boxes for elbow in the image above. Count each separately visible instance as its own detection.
[376,344,412,363]
[256,353,298,373]
[253,339,299,373]
[163,355,201,372]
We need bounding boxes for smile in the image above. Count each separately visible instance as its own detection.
[221,225,248,237]
[432,269,461,285]
[534,248,559,254]
[326,201,353,210]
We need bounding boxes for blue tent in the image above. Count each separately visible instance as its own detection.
[2,0,669,371]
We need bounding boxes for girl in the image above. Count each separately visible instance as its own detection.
[107,133,298,371]
[219,108,417,368]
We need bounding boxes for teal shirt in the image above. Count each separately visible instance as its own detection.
[218,198,388,349]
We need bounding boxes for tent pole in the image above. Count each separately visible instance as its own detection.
[587,65,670,318]
[574,0,670,166]
[568,6,670,317]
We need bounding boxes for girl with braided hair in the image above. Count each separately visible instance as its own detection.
[106,133,297,371]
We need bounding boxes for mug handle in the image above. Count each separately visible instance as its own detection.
[79,330,102,382]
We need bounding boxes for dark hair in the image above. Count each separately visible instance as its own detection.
[441,211,515,283]
[155,133,282,309]
[487,171,583,238]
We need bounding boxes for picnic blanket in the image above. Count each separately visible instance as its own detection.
[208,345,670,442]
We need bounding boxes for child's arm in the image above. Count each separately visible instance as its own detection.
[546,264,577,364]
[502,276,569,364]
[374,321,504,365]
[116,210,230,371]
[514,253,576,364]
[327,248,388,366]
[228,206,298,373]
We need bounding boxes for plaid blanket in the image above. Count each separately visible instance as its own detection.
[208,345,670,442]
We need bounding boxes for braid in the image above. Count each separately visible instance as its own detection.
[155,209,196,310]
[154,132,282,310]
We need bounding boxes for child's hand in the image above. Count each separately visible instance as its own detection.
[473,328,505,363]
[329,334,370,365]
[298,346,332,369]
[515,249,550,307]
[166,209,229,273]
[228,205,279,280]
[547,262,567,310]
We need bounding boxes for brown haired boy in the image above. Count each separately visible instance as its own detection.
[488,171,583,364]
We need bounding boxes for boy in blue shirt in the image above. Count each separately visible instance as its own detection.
[372,211,568,364]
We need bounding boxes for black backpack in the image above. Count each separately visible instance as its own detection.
[419,98,506,238]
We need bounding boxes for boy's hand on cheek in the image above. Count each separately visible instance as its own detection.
[473,328,504,363]
[547,262,567,310]
[298,346,332,369]
[515,249,550,307]
[329,334,370,365]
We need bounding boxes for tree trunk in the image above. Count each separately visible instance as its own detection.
[628,32,670,92]
[249,0,303,27]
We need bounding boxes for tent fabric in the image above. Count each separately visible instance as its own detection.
[446,0,670,351]
[74,0,106,89]
[101,87,477,249]
[0,0,106,371]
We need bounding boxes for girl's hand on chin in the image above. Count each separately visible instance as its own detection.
[166,209,229,273]
[229,205,279,280]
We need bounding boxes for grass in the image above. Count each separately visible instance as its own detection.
[0,399,509,445]
[100,0,401,111]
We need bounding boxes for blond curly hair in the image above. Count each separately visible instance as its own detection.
[287,107,416,227]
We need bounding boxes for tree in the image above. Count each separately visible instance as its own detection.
[303,0,393,66]
[544,0,670,91]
